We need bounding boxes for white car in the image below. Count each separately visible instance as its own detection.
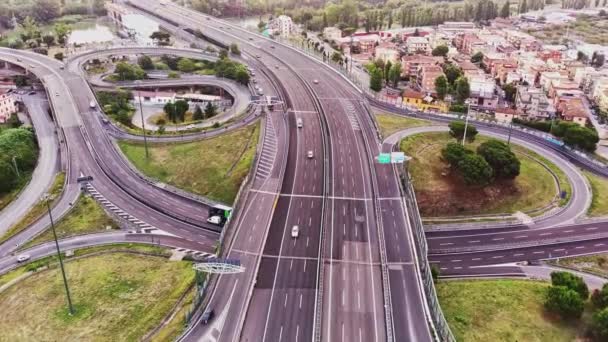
[291,225,299,238]
[207,216,222,225]
[313,79,319,84]
[16,255,30,263]
[307,150,314,159]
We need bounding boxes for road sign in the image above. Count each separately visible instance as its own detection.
[391,152,406,164]
[377,153,391,164]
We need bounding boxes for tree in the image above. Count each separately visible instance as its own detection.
[455,76,471,103]
[163,102,177,123]
[193,105,204,120]
[457,153,494,186]
[592,283,608,308]
[471,51,484,63]
[137,55,154,70]
[235,67,250,85]
[551,271,590,299]
[432,45,449,57]
[520,0,528,13]
[21,16,41,43]
[32,0,60,23]
[388,62,402,88]
[563,125,599,152]
[500,0,511,17]
[592,53,605,68]
[591,307,608,341]
[545,286,585,319]
[150,31,171,45]
[54,52,64,61]
[177,58,197,73]
[369,65,383,92]
[115,62,146,81]
[42,34,54,47]
[384,60,392,83]
[443,64,462,85]
[331,51,344,64]
[174,100,189,122]
[577,51,589,63]
[230,43,241,55]
[477,139,521,179]
[0,128,38,193]
[204,101,217,118]
[442,142,472,166]
[53,22,71,46]
[449,120,478,142]
[434,75,448,100]
[502,83,517,102]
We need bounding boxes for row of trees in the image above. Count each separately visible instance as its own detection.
[544,271,608,340]
[97,90,134,127]
[163,101,218,124]
[367,59,402,92]
[435,66,471,103]
[514,119,599,152]
[0,128,38,193]
[442,121,520,186]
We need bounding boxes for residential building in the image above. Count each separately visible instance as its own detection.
[416,65,444,94]
[482,52,506,73]
[468,75,499,111]
[596,88,608,113]
[0,89,16,123]
[537,49,562,63]
[515,86,556,120]
[437,21,476,33]
[405,36,430,54]
[375,45,400,63]
[494,107,521,123]
[401,55,443,77]
[539,71,568,92]
[557,97,589,126]
[323,27,342,41]
[402,89,448,112]
[268,15,294,38]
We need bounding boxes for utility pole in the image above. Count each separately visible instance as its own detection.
[137,92,149,159]
[44,193,74,316]
[507,121,513,145]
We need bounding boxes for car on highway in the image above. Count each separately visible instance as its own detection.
[16,255,30,263]
[55,92,60,97]
[296,118,303,128]
[291,225,299,238]
[28,91,36,95]
[270,45,275,49]
[257,88,264,95]
[89,100,96,109]
[275,65,279,69]
[313,79,319,84]
[201,308,215,325]
[307,150,314,159]
[207,216,222,225]
[256,55,261,58]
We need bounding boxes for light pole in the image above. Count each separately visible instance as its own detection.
[462,100,472,146]
[43,193,74,316]
[11,155,20,178]
[137,92,149,159]
[507,121,513,146]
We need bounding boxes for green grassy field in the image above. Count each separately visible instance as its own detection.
[374,112,430,138]
[436,279,582,341]
[0,172,65,244]
[0,252,194,342]
[584,170,608,217]
[400,132,565,216]
[0,170,33,211]
[526,16,608,45]
[24,195,118,248]
[118,124,259,204]
[553,253,608,278]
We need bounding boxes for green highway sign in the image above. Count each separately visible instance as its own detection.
[378,153,391,164]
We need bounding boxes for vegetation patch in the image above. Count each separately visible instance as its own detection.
[436,279,582,342]
[0,172,65,244]
[526,15,608,46]
[374,112,429,138]
[584,171,608,217]
[0,127,39,210]
[401,131,563,216]
[553,253,608,278]
[118,124,259,204]
[0,252,194,342]
[23,195,118,248]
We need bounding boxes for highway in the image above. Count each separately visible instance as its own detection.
[123,1,435,341]
[0,93,60,233]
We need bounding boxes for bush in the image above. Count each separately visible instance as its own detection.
[563,125,599,152]
[457,153,494,186]
[545,285,585,319]
[0,128,38,193]
[449,120,478,142]
[441,142,472,166]
[449,104,467,113]
[550,271,589,299]
[513,118,553,132]
[477,139,520,179]
[591,307,608,340]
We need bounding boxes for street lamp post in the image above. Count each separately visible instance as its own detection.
[137,92,149,159]
[462,100,472,146]
[507,121,513,146]
[11,155,20,178]
[44,193,74,315]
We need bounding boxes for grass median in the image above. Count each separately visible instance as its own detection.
[118,124,259,204]
[401,132,567,217]
[23,195,118,249]
[0,171,65,244]
[374,112,430,138]
[584,170,608,217]
[0,251,194,341]
[436,279,582,341]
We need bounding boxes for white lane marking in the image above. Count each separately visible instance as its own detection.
[451,259,462,262]
[586,227,598,230]
[299,293,303,309]
[492,238,504,241]
[539,232,552,236]
[284,293,288,307]
[595,243,605,247]
[440,242,454,246]
[514,253,524,256]
[492,255,504,259]
[279,325,283,342]
[290,259,293,271]
[515,235,528,239]
[533,251,545,254]
[472,258,482,261]
[575,246,585,249]
[468,240,480,243]
[295,325,300,342]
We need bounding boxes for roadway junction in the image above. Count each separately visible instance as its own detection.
[1,0,608,341]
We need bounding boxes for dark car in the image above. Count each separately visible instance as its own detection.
[201,309,214,325]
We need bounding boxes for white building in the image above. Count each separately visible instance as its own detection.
[0,90,17,123]
[269,15,295,38]
[323,27,342,41]
[375,46,400,63]
[469,75,496,99]
[405,36,430,54]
